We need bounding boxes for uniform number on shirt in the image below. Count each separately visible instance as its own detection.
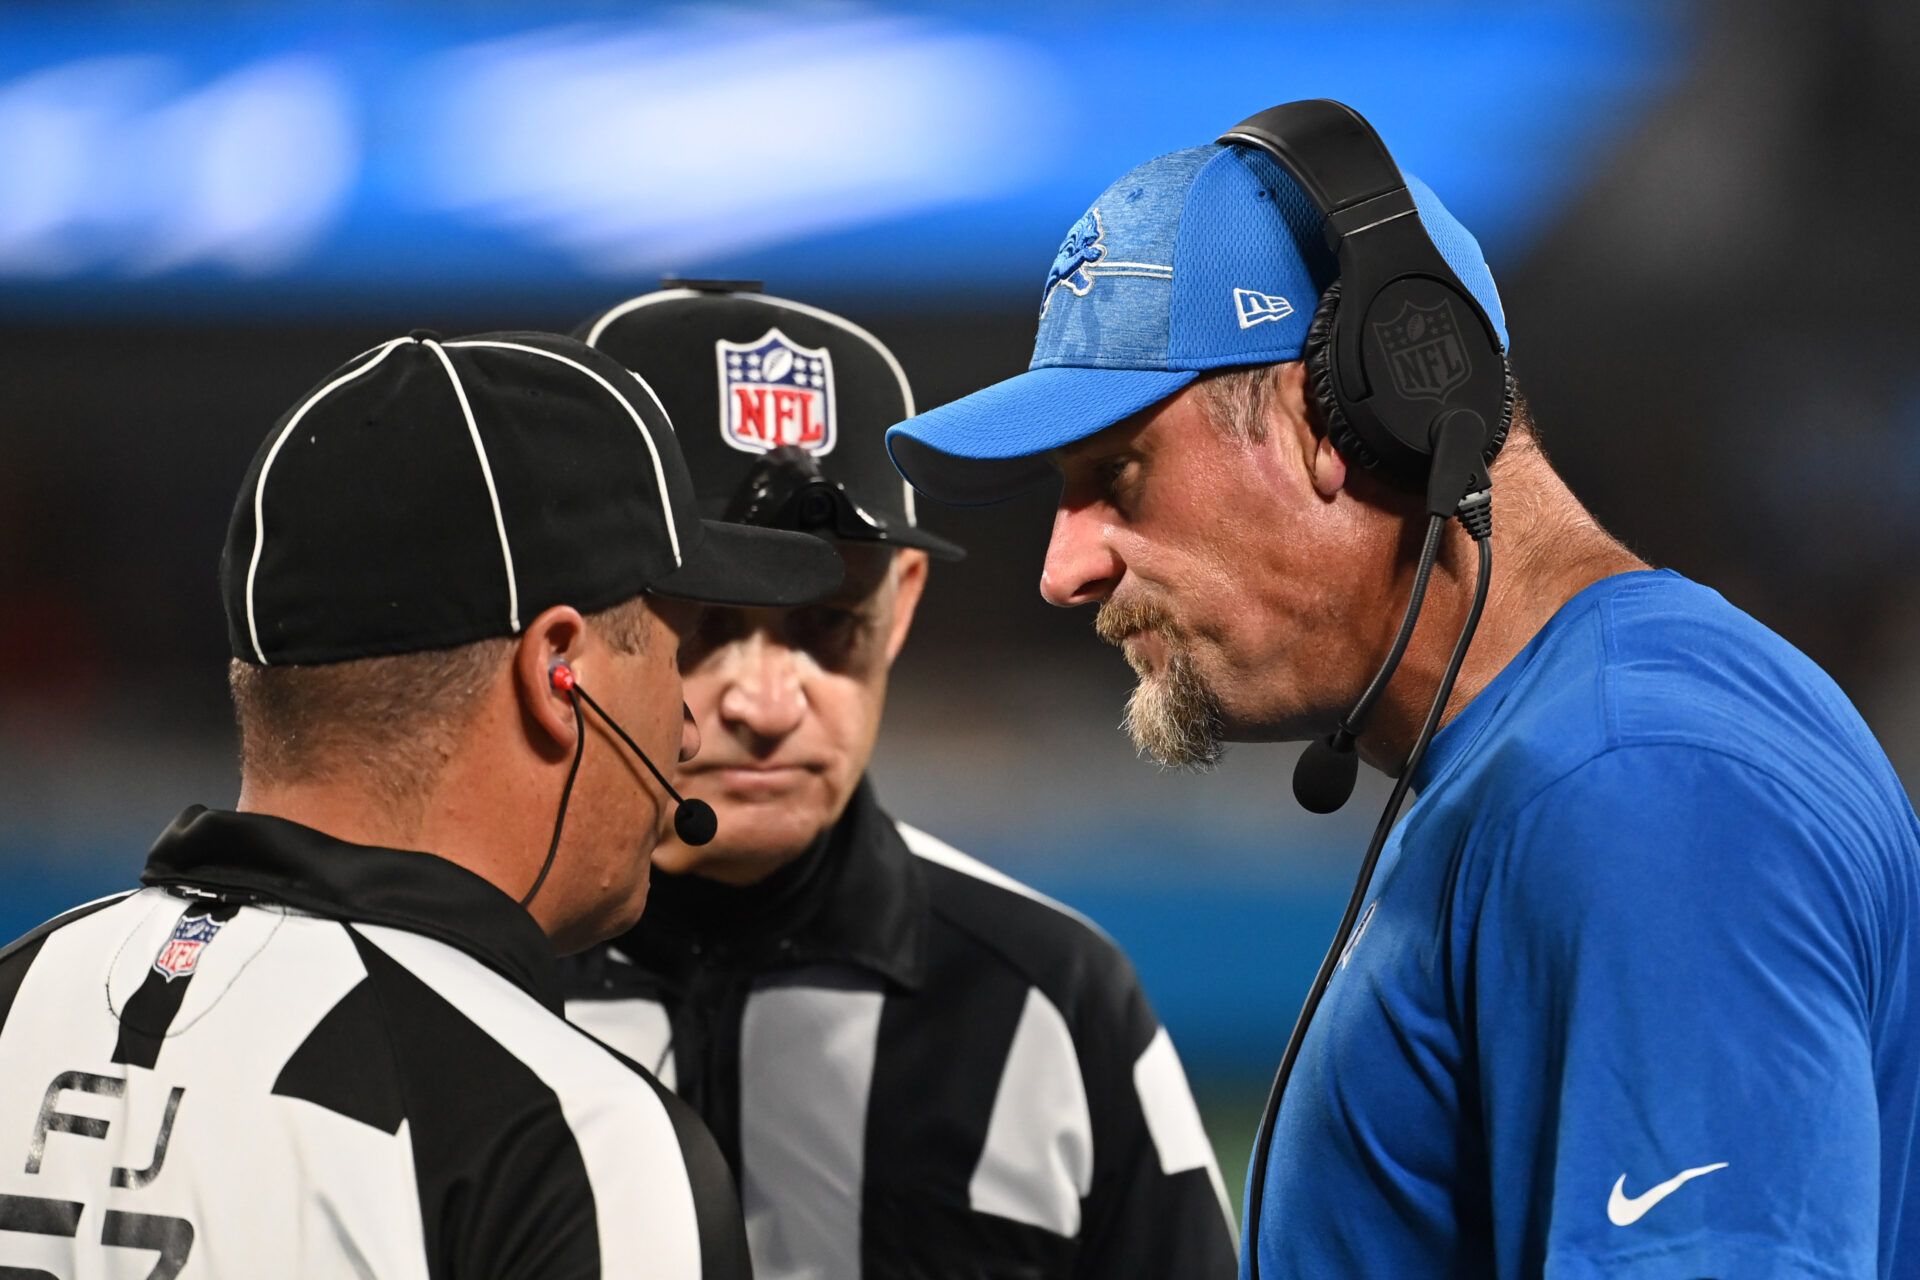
[3,1069,195,1278]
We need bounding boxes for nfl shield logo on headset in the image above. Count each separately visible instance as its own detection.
[1372,298,1472,402]
[716,328,837,455]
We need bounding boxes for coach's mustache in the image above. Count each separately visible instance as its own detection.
[1094,597,1180,648]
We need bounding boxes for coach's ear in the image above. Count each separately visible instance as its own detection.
[515,605,589,758]
[1308,429,1349,500]
[1280,360,1348,500]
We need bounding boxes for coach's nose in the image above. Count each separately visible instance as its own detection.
[717,632,808,746]
[1041,501,1123,608]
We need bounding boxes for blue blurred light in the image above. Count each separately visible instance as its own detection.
[0,3,1683,316]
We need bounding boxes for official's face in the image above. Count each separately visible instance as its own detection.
[553,595,704,950]
[661,543,927,884]
[1041,376,1388,762]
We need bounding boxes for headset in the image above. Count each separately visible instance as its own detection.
[1217,100,1511,1274]
[1223,99,1512,496]
[521,660,718,909]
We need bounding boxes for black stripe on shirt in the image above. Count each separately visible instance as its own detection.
[113,903,240,1070]
[344,927,603,1280]
[272,976,405,1134]
[860,926,1077,1274]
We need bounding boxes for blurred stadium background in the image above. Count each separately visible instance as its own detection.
[4,0,1918,1207]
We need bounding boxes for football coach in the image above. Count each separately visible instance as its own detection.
[886,101,1920,1278]
[0,330,840,1277]
[562,281,1238,1279]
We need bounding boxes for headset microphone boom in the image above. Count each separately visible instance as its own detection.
[520,659,718,909]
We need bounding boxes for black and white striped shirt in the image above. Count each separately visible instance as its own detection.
[564,781,1239,1279]
[0,807,749,1279]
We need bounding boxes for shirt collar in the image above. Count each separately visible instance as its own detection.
[621,778,929,991]
[1413,568,1678,794]
[142,806,565,1012]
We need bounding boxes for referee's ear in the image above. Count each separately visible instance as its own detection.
[883,549,930,666]
[515,604,590,760]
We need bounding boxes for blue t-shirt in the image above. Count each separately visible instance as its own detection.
[1245,569,1920,1279]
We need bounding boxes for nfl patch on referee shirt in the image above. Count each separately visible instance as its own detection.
[152,912,225,982]
[717,328,837,455]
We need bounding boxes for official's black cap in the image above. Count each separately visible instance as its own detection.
[221,330,845,666]
[577,283,963,560]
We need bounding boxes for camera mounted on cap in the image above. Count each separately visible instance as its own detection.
[723,446,896,542]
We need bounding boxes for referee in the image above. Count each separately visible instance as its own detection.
[0,331,840,1277]
[563,283,1239,1279]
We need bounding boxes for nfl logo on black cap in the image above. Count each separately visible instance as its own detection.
[578,281,962,560]
[717,328,836,455]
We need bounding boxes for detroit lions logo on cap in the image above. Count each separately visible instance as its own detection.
[716,328,837,455]
[1041,209,1108,314]
[152,912,224,983]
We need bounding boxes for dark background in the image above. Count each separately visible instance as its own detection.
[4,0,1917,1195]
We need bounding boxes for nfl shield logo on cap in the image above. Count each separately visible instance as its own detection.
[716,328,836,455]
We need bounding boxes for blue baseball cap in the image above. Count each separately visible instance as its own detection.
[886,143,1508,505]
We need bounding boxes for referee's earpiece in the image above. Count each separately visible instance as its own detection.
[546,660,716,847]
[524,660,717,908]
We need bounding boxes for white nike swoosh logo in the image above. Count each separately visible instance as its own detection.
[1607,1162,1730,1226]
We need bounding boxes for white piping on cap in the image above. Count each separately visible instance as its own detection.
[623,368,675,433]
[422,338,521,634]
[584,288,924,525]
[447,339,683,565]
[582,287,702,348]
[244,336,411,665]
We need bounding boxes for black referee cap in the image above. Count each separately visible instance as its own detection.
[578,282,962,560]
[222,330,844,666]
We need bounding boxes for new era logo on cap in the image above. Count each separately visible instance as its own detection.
[1234,288,1294,330]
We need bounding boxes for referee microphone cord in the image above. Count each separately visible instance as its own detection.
[1245,419,1497,1271]
[521,661,719,909]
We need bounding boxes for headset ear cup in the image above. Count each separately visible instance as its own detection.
[1485,356,1516,467]
[1306,277,1517,475]
[1303,280,1379,471]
